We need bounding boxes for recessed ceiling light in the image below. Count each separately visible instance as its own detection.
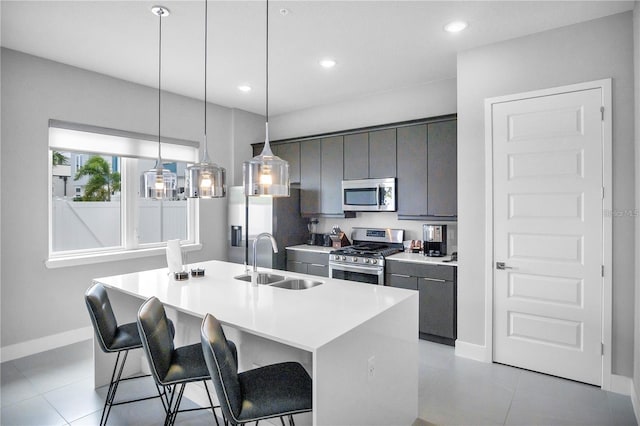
[237,85,252,93]
[444,21,468,33]
[319,59,337,69]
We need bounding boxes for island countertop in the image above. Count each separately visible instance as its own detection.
[93,260,416,353]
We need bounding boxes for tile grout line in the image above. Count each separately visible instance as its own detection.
[502,370,521,426]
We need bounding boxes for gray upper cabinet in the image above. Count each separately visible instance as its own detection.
[427,121,457,217]
[343,129,396,180]
[258,115,456,219]
[320,136,344,215]
[368,129,396,178]
[343,133,369,180]
[397,124,428,217]
[396,119,457,220]
[273,142,301,184]
[300,139,321,215]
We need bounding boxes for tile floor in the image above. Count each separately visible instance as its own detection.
[1,339,637,425]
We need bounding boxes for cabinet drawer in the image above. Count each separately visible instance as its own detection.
[287,250,329,266]
[286,260,308,274]
[386,273,418,290]
[307,263,329,277]
[386,260,455,281]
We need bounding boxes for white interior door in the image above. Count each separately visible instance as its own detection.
[492,88,604,385]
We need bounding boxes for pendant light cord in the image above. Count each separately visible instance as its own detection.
[264,0,270,147]
[203,0,208,146]
[157,8,163,165]
[265,0,269,124]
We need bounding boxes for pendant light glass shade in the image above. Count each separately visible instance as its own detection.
[142,5,177,200]
[242,0,289,197]
[186,0,226,199]
[243,124,289,197]
[143,166,177,199]
[186,140,226,198]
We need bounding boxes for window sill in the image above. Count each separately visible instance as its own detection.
[45,243,203,269]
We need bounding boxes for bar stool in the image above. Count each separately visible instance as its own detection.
[137,296,235,426]
[85,283,171,425]
[200,313,312,426]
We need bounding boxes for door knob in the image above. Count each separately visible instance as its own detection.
[496,262,513,270]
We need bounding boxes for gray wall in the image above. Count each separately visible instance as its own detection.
[0,48,256,349]
[270,78,456,141]
[231,108,265,186]
[457,12,635,376]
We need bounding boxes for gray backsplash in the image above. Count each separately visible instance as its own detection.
[314,212,457,253]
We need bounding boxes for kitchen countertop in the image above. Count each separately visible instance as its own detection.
[286,244,334,254]
[388,251,458,266]
[94,260,416,351]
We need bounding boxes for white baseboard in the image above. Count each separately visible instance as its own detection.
[0,326,93,362]
[454,339,492,362]
[631,380,640,425]
[609,374,633,395]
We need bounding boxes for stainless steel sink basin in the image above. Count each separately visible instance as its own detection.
[234,273,286,284]
[269,279,323,290]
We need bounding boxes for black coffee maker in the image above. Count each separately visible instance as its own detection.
[423,224,447,257]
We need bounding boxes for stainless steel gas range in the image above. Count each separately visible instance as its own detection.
[328,227,404,285]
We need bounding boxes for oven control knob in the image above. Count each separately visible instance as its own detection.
[371,259,377,265]
[365,258,370,264]
[352,257,358,262]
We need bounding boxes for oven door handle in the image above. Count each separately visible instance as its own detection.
[330,263,384,275]
[376,184,381,210]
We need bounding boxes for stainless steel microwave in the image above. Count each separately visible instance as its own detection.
[342,178,396,212]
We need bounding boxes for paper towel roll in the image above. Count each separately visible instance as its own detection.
[166,239,183,274]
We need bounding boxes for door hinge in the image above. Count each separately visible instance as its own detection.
[602,187,605,199]
[601,265,604,277]
[600,106,605,121]
[601,342,604,355]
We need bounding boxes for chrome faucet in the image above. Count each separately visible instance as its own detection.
[253,232,278,273]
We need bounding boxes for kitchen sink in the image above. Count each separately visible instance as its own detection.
[234,273,286,284]
[269,279,323,290]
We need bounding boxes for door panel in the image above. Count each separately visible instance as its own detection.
[492,88,603,386]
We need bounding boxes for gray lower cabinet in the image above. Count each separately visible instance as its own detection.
[386,260,457,345]
[286,249,329,278]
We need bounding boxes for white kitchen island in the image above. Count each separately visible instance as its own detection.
[93,260,418,426]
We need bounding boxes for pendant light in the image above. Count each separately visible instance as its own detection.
[186,0,226,198]
[242,0,289,197]
[142,5,177,200]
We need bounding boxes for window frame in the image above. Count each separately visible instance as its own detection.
[46,120,201,269]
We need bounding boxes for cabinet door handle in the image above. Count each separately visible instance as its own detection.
[422,277,446,283]
[391,273,411,278]
[310,264,326,268]
[291,261,303,264]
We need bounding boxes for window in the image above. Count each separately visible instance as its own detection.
[48,121,199,264]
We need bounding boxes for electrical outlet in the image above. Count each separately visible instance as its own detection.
[367,356,375,381]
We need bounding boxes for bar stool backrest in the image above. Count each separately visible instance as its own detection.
[137,296,176,385]
[85,283,118,352]
[201,313,243,422]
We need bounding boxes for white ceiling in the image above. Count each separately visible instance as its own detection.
[1,1,634,116]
